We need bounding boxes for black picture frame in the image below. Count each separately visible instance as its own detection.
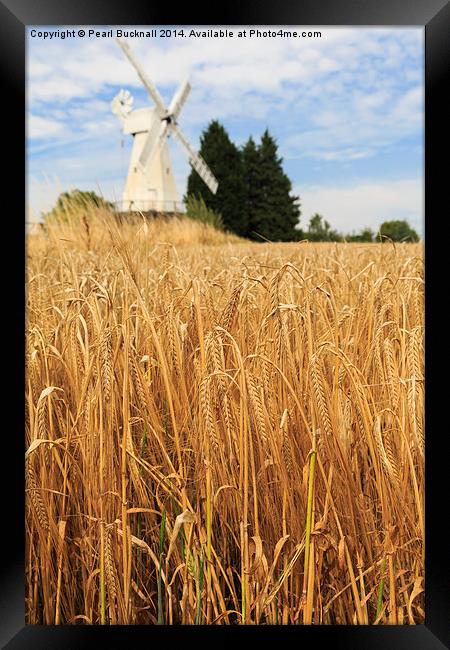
[2,0,448,647]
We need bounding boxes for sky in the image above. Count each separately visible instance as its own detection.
[27,26,424,236]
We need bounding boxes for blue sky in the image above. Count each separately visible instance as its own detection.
[27,26,424,235]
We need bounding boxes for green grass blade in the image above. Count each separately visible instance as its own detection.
[157,508,166,625]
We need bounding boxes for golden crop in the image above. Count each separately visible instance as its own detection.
[26,210,424,625]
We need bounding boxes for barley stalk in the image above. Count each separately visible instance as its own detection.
[25,213,424,626]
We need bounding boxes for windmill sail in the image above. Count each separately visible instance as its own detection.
[171,124,219,195]
[168,80,192,121]
[139,80,192,171]
[138,118,169,171]
[116,37,166,117]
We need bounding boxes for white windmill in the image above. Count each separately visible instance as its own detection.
[111,37,218,213]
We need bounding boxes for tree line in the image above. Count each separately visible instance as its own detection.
[186,120,419,243]
[303,214,419,243]
[41,118,420,243]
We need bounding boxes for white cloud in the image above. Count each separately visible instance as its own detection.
[27,28,423,113]
[283,81,423,161]
[298,178,423,236]
[27,28,424,157]
[319,149,374,161]
[28,113,65,138]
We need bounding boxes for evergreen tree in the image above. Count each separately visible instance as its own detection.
[244,130,301,242]
[241,136,261,236]
[185,120,247,236]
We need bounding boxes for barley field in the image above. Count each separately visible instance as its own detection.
[25,210,424,625]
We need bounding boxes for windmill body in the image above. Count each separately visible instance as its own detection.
[122,107,179,212]
[112,38,218,213]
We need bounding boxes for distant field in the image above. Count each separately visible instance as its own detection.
[25,211,424,624]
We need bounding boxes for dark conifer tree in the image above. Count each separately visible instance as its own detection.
[185,120,247,236]
[244,130,301,241]
[241,136,261,237]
